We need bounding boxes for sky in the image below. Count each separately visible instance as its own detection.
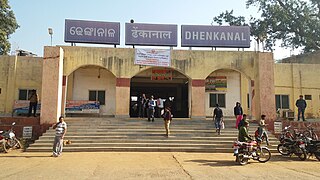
[8,0,297,60]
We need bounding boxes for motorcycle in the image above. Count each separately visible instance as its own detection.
[0,122,22,153]
[277,135,307,161]
[233,140,271,165]
[302,136,320,161]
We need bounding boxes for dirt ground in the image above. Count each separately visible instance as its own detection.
[0,151,319,180]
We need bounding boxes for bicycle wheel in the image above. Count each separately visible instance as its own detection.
[257,147,271,163]
[303,131,312,139]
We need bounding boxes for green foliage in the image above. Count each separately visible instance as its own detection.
[0,0,19,55]
[212,0,320,53]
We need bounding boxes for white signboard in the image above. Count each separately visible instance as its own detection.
[23,126,33,139]
[135,49,171,67]
[274,121,282,134]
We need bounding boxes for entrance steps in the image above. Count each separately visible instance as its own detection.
[27,117,279,153]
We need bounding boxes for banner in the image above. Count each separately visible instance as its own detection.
[65,100,100,114]
[135,49,171,67]
[64,19,120,45]
[151,69,172,80]
[126,23,177,46]
[205,76,227,92]
[13,100,41,115]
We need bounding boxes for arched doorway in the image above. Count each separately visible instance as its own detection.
[205,69,252,117]
[66,65,116,116]
[130,67,189,118]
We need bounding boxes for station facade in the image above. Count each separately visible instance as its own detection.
[1,47,320,125]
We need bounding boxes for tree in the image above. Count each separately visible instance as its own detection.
[0,0,19,55]
[212,0,320,53]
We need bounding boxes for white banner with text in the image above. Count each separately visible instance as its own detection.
[135,49,171,67]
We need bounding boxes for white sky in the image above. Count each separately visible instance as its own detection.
[9,0,300,60]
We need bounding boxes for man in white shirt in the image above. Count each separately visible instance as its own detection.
[52,116,67,157]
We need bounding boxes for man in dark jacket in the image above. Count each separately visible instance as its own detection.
[296,95,307,121]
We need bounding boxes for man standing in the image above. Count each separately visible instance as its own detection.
[28,89,39,117]
[147,95,156,122]
[138,93,147,118]
[213,104,223,135]
[296,95,307,121]
[52,116,67,157]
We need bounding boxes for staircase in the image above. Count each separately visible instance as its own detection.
[27,117,279,153]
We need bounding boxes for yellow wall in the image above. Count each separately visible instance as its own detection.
[0,56,42,114]
[1,47,276,119]
[274,63,320,118]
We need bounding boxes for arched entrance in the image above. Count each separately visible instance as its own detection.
[130,67,189,118]
[66,65,116,116]
[205,69,252,117]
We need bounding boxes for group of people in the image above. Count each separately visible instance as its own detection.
[51,95,307,157]
[234,102,270,146]
[137,93,172,121]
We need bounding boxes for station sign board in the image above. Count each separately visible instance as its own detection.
[64,19,120,45]
[181,25,250,48]
[125,23,177,46]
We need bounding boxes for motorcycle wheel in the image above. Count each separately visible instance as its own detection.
[277,144,290,156]
[14,138,22,149]
[257,147,271,163]
[237,152,249,165]
[314,147,320,161]
[295,147,307,161]
[3,141,9,153]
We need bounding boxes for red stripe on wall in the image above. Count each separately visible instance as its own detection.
[62,76,66,86]
[116,78,130,87]
[192,79,205,87]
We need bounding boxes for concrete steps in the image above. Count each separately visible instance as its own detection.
[27,117,279,153]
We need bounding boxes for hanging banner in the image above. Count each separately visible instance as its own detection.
[151,69,172,80]
[205,76,227,92]
[65,100,100,114]
[181,25,250,48]
[135,49,171,67]
[125,23,177,46]
[64,19,120,45]
[12,100,41,115]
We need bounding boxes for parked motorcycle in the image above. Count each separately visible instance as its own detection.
[0,122,22,153]
[302,136,320,161]
[233,140,271,165]
[277,135,307,160]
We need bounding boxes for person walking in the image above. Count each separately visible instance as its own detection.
[257,115,270,146]
[213,104,223,135]
[296,95,307,121]
[163,107,172,137]
[147,95,156,122]
[52,116,67,157]
[28,89,39,117]
[234,102,243,129]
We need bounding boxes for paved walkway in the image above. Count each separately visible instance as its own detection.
[0,151,319,180]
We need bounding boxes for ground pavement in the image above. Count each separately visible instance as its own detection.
[0,151,319,180]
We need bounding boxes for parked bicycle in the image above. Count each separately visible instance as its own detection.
[303,124,318,141]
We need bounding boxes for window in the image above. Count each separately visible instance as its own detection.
[89,90,105,105]
[18,89,34,100]
[209,93,226,108]
[305,95,312,100]
[275,95,289,109]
